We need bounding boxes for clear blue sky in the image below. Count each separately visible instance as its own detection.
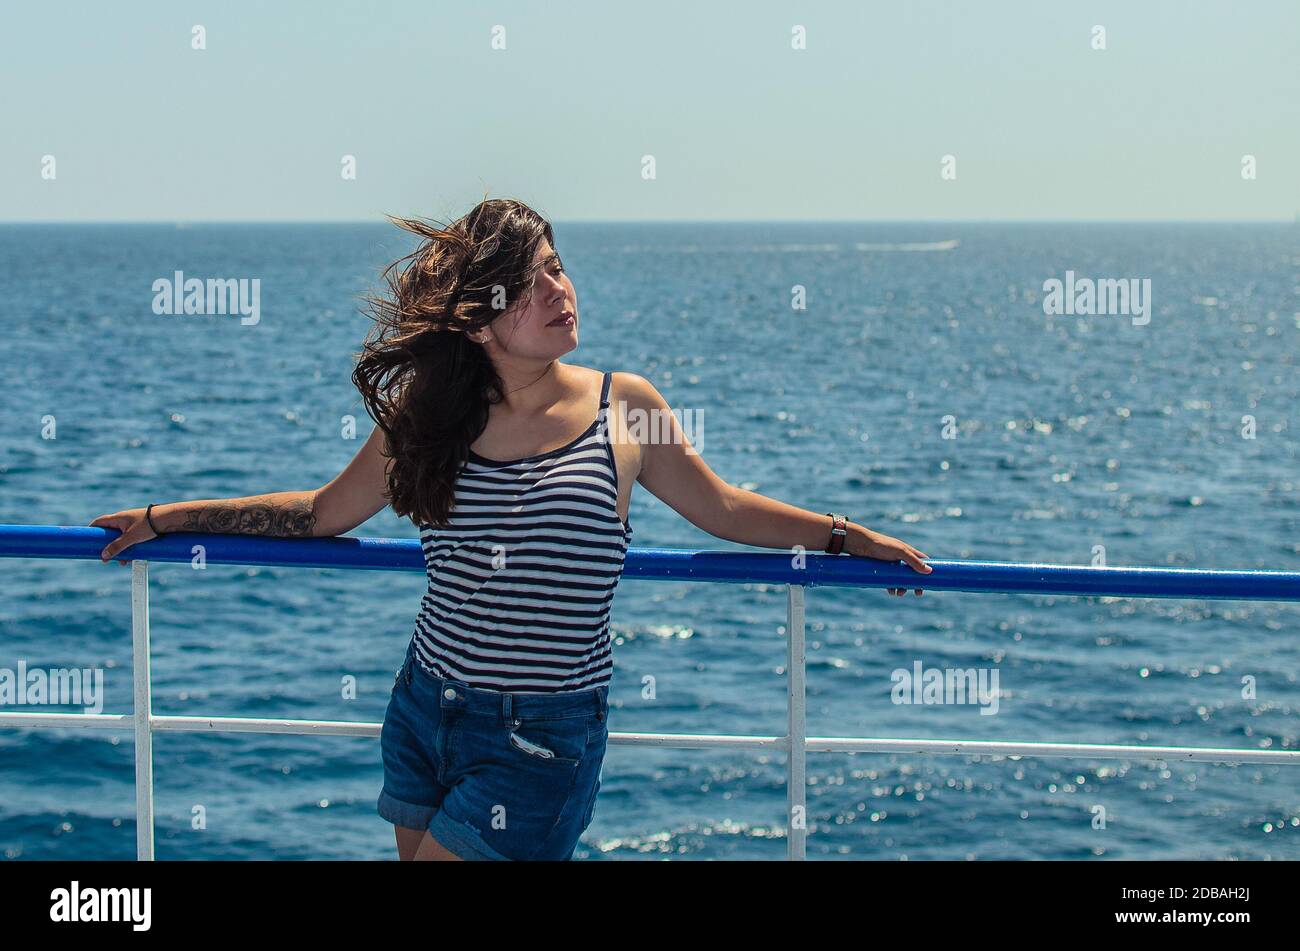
[3,0,1296,221]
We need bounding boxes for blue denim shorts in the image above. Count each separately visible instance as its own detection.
[377,641,609,861]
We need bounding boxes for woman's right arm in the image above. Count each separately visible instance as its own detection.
[90,426,393,563]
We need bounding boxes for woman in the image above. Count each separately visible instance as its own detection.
[90,198,932,861]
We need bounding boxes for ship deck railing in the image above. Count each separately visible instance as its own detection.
[1,524,1298,860]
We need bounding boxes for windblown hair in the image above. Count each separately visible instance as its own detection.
[352,197,555,528]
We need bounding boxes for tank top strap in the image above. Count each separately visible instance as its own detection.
[598,370,612,409]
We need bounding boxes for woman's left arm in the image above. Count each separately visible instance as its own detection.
[621,374,931,594]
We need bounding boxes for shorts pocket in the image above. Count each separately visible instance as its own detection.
[507,716,586,767]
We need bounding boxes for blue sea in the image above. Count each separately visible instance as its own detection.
[0,221,1297,860]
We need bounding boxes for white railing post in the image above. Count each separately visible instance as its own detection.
[131,560,155,861]
[786,584,807,861]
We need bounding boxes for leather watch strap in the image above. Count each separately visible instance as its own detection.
[825,513,847,555]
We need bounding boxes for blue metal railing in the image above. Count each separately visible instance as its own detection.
[5,524,1299,599]
[1,523,1298,861]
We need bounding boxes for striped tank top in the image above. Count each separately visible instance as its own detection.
[409,370,633,693]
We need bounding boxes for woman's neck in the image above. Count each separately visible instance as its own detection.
[492,360,568,415]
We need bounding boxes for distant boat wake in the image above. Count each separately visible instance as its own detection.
[854,239,960,252]
[618,239,960,253]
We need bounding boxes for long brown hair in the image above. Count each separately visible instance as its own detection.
[352,197,555,528]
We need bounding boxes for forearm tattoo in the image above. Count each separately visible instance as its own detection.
[180,497,317,537]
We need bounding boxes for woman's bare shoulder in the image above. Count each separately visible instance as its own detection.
[563,363,654,407]
[608,370,661,412]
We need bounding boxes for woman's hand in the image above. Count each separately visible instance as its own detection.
[846,525,931,597]
[89,508,158,565]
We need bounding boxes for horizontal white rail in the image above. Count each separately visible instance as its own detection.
[4,711,1296,766]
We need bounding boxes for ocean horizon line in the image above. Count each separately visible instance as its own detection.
[1,217,1296,227]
